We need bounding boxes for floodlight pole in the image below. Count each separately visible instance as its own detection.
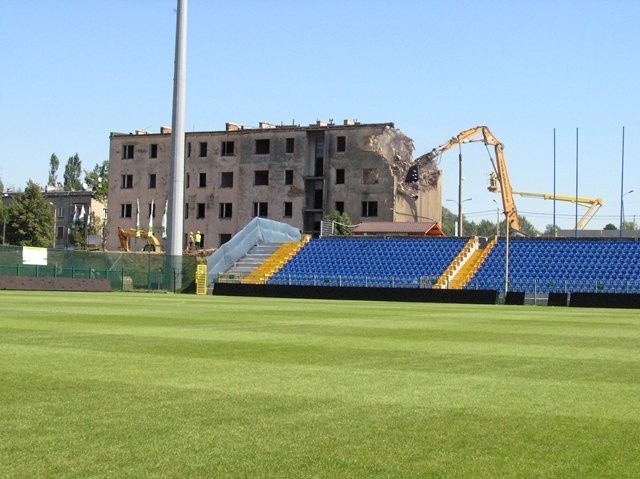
[504,217,510,297]
[166,0,188,289]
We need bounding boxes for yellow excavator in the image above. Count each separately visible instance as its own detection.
[117,227,163,252]
[511,191,603,230]
[418,126,521,234]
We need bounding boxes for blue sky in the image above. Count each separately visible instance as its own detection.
[1,0,639,231]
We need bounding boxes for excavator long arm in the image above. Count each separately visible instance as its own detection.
[512,192,603,230]
[418,126,521,234]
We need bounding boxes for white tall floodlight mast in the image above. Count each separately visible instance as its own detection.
[167,0,187,287]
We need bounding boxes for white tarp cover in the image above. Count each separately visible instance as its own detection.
[206,217,300,284]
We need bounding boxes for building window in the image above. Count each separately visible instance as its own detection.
[185,203,189,219]
[187,142,191,158]
[199,142,208,157]
[283,202,293,218]
[254,170,269,186]
[121,174,133,189]
[361,201,378,217]
[219,203,233,219]
[186,173,190,189]
[335,201,344,214]
[255,139,270,154]
[122,145,134,159]
[284,169,294,185]
[220,171,234,188]
[56,207,64,218]
[148,202,156,218]
[121,203,132,218]
[221,141,235,156]
[197,203,206,219]
[150,144,158,159]
[285,138,294,154]
[336,169,345,185]
[219,233,232,245]
[149,174,156,189]
[199,172,206,188]
[337,136,346,153]
[252,202,268,217]
[362,168,379,184]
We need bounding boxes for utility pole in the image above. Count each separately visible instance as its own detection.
[166,0,188,289]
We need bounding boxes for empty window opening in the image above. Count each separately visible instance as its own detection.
[254,170,269,186]
[121,174,133,189]
[221,141,235,156]
[122,145,134,159]
[362,168,379,184]
[285,138,294,154]
[285,169,294,185]
[199,142,208,157]
[283,202,293,218]
[197,203,206,218]
[255,139,270,154]
[252,202,268,217]
[336,136,346,152]
[220,171,234,188]
[121,203,132,218]
[361,201,378,217]
[219,203,233,219]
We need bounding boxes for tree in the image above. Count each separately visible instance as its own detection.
[0,176,4,194]
[63,153,82,191]
[441,207,539,237]
[85,160,109,202]
[516,215,539,237]
[6,180,54,247]
[603,223,617,230]
[48,153,60,187]
[323,210,353,235]
[543,224,560,237]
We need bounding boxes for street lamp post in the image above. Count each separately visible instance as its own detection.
[492,199,500,236]
[446,198,472,237]
[2,189,13,245]
[620,189,634,237]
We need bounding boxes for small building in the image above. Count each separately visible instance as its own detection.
[352,221,445,237]
[3,189,106,248]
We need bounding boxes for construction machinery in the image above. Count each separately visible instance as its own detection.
[417,126,522,234]
[511,191,603,230]
[117,227,163,252]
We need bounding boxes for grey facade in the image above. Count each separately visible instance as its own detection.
[106,120,442,251]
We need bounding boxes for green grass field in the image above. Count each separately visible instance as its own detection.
[1,291,639,478]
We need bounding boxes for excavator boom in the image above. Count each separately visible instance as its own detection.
[420,126,521,234]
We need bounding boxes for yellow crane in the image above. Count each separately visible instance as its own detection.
[418,126,521,234]
[511,191,604,230]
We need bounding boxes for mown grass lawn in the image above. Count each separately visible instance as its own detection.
[1,291,639,478]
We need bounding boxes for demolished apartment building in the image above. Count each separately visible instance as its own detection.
[106,120,442,250]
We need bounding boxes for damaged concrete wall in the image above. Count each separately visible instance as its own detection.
[365,125,442,224]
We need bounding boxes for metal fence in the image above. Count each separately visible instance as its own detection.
[0,245,197,292]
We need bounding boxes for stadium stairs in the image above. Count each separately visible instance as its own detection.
[241,238,309,285]
[444,236,498,289]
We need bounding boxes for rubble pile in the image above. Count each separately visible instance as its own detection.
[367,126,440,198]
